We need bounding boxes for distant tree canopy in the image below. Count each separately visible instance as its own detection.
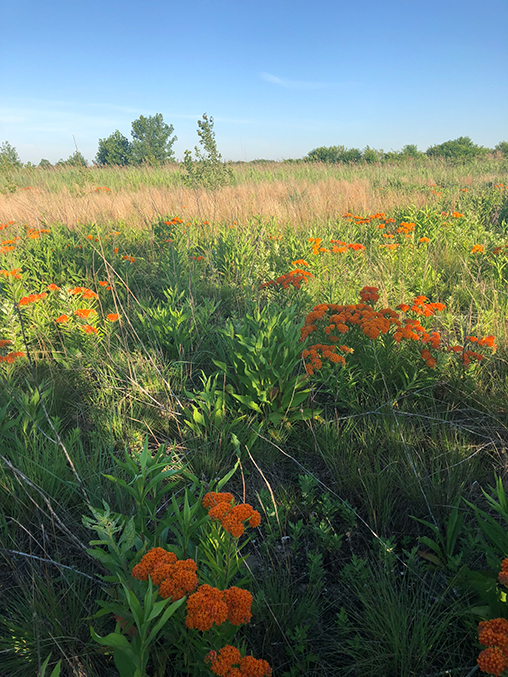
[57,151,88,167]
[95,114,177,166]
[96,130,132,167]
[305,137,499,164]
[0,141,22,170]
[495,141,508,156]
[425,136,488,160]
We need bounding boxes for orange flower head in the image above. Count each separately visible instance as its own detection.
[185,584,228,631]
[224,586,253,626]
[132,548,177,581]
[75,308,96,319]
[202,492,235,509]
[55,315,69,323]
[106,313,119,322]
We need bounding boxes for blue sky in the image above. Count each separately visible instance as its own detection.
[1,0,507,164]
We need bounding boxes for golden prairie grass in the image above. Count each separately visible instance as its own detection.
[0,177,458,231]
[1,159,504,229]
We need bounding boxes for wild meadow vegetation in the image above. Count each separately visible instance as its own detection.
[1,153,508,677]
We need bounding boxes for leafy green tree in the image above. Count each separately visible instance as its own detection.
[362,146,382,163]
[0,141,22,170]
[425,136,488,160]
[130,113,177,165]
[38,158,52,168]
[305,144,362,163]
[399,144,422,159]
[495,141,508,157]
[183,113,233,188]
[56,151,88,167]
[95,130,132,166]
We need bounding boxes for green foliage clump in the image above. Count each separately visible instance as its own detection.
[305,144,363,164]
[425,136,489,161]
[95,130,133,167]
[0,140,22,170]
[57,150,88,167]
[183,114,233,188]
[130,114,177,166]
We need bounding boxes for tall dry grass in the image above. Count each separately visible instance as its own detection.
[0,158,505,229]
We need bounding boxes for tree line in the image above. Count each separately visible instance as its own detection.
[1,117,507,170]
[305,137,508,163]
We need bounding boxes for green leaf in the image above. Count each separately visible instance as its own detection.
[212,359,228,373]
[90,626,131,649]
[113,648,139,677]
[146,597,186,645]
[217,459,239,490]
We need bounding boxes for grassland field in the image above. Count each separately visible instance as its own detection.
[0,156,508,677]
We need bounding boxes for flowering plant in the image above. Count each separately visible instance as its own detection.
[85,449,270,676]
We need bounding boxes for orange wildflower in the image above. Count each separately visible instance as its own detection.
[224,587,253,625]
[498,558,508,587]
[81,325,98,334]
[55,315,69,323]
[47,283,60,291]
[471,244,484,254]
[106,313,119,322]
[132,548,177,581]
[0,339,12,348]
[75,308,96,319]
[202,492,235,509]
[185,585,228,631]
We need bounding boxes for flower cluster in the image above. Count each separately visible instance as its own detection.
[260,266,313,291]
[68,286,98,299]
[185,585,252,631]
[205,645,272,677]
[308,237,365,255]
[203,492,261,538]
[447,335,496,367]
[19,292,48,306]
[0,339,25,364]
[301,287,449,373]
[477,618,508,676]
[1,268,22,279]
[132,547,198,601]
[498,558,508,587]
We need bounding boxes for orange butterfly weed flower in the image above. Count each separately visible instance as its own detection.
[132,548,177,581]
[156,559,198,600]
[75,308,96,319]
[47,283,60,291]
[208,502,261,538]
[206,646,272,677]
[55,315,69,323]
[202,492,235,509]
[477,646,506,676]
[106,313,119,322]
[206,646,242,677]
[498,558,508,587]
[98,280,109,287]
[471,244,484,254]
[18,293,47,305]
[419,237,430,244]
[0,339,12,348]
[185,584,228,631]
[224,586,253,626]
[122,255,135,263]
[81,325,98,334]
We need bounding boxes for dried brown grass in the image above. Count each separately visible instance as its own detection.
[0,178,430,230]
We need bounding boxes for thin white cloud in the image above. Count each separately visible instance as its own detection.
[260,72,333,90]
